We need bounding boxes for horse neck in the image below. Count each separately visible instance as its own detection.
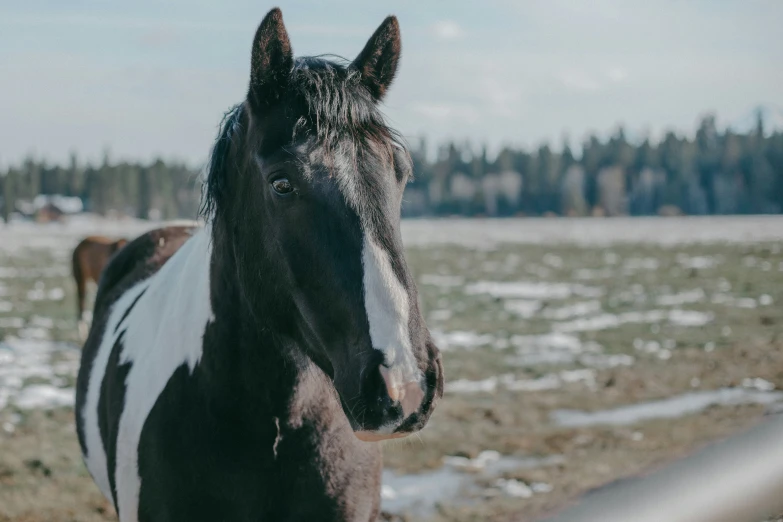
[199,222,305,412]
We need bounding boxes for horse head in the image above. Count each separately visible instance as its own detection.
[202,8,443,441]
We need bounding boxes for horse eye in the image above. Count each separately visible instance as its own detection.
[271,178,294,195]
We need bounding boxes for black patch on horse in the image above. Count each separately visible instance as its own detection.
[98,330,132,508]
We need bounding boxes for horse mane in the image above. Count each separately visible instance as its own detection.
[199,55,408,222]
[199,104,244,221]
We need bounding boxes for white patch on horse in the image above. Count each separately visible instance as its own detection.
[114,227,214,522]
[361,236,421,387]
[273,417,282,459]
[83,280,152,502]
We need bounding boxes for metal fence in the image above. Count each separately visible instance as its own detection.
[542,413,783,522]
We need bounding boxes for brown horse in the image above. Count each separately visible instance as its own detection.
[72,236,128,333]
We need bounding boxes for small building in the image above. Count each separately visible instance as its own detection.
[16,195,84,222]
[35,202,65,223]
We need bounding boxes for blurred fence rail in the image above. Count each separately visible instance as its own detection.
[542,414,783,522]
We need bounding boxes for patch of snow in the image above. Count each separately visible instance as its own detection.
[0,268,19,278]
[531,482,554,493]
[400,216,783,248]
[554,309,712,333]
[495,478,533,498]
[742,377,775,392]
[677,254,721,269]
[0,317,24,329]
[0,338,80,411]
[420,274,465,288]
[504,299,541,318]
[572,267,614,280]
[623,257,660,271]
[511,332,585,352]
[578,353,635,369]
[542,254,564,268]
[507,332,629,369]
[447,370,597,394]
[13,385,75,409]
[431,330,495,351]
[668,309,713,327]
[381,485,397,500]
[382,451,562,515]
[466,280,603,300]
[428,309,452,321]
[542,300,602,320]
[47,287,65,301]
[448,376,502,394]
[551,388,783,427]
[18,327,50,340]
[656,288,705,306]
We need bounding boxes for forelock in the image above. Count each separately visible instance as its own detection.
[289,57,405,161]
[198,56,410,225]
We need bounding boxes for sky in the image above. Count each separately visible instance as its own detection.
[1,0,782,166]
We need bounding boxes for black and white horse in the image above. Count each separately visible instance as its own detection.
[75,8,444,521]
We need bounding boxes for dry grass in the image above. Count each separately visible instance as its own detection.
[1,226,782,521]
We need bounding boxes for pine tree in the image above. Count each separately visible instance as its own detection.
[1,168,12,224]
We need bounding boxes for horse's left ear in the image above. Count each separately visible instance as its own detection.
[248,7,294,113]
[353,16,401,101]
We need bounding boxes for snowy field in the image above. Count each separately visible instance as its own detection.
[1,215,783,521]
[401,215,783,247]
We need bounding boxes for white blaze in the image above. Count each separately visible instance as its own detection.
[361,235,422,389]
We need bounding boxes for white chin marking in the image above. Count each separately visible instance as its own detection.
[361,235,422,398]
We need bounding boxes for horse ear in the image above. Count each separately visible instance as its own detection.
[353,16,401,101]
[248,7,293,113]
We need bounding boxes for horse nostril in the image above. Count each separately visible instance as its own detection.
[379,365,425,419]
[383,374,401,403]
[379,365,400,403]
[398,381,424,418]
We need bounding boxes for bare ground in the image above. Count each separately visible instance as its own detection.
[1,225,782,521]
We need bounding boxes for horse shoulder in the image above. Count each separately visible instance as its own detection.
[110,227,213,520]
[76,225,201,510]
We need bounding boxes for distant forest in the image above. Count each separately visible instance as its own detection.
[2,112,783,222]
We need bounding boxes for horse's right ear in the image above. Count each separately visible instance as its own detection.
[248,8,293,114]
[353,16,401,101]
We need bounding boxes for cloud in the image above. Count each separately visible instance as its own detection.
[2,1,781,164]
[431,20,464,40]
[606,67,628,83]
[477,76,526,116]
[0,12,365,38]
[0,51,245,165]
[559,69,601,92]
